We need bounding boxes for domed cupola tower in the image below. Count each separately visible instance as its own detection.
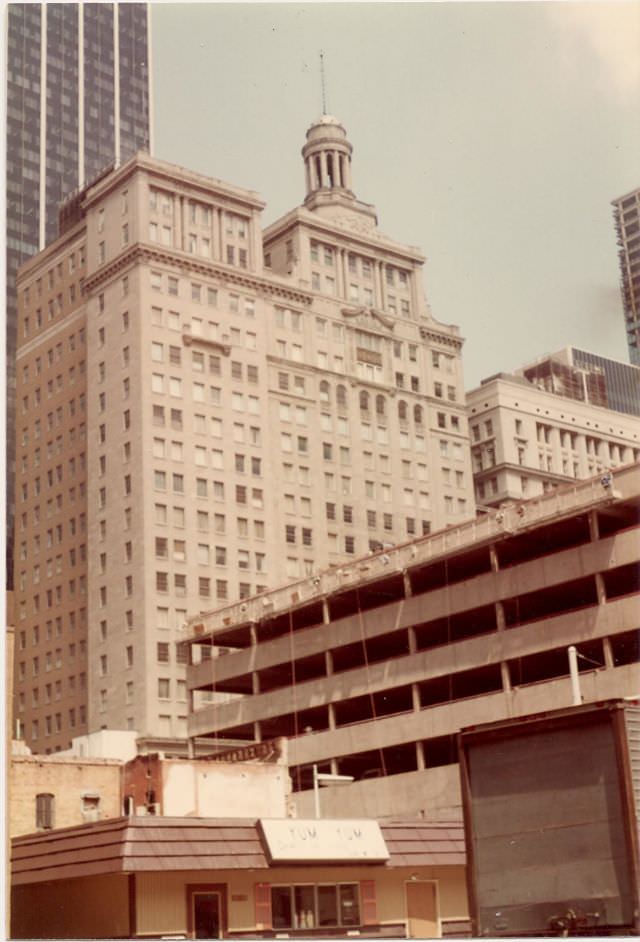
[302,115,354,203]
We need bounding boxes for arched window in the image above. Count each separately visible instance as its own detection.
[398,400,408,421]
[336,385,348,409]
[375,395,386,417]
[359,391,370,412]
[414,404,423,425]
[319,380,330,403]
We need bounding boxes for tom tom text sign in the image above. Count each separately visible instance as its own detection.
[258,819,390,863]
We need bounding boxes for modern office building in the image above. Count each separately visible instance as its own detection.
[6,2,152,587]
[466,349,640,509]
[184,464,640,821]
[612,187,640,365]
[520,346,640,418]
[13,117,475,753]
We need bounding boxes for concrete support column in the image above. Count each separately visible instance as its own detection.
[489,544,500,573]
[330,758,339,775]
[253,721,262,743]
[416,740,426,771]
[187,737,195,759]
[500,661,513,716]
[304,158,311,194]
[327,702,336,731]
[595,572,607,605]
[322,599,331,624]
[495,599,506,631]
[411,683,421,713]
[407,625,417,655]
[403,571,413,598]
[324,649,333,677]
[252,672,260,695]
[588,508,600,542]
[250,623,258,646]
[602,636,615,669]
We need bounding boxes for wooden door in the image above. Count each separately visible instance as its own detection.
[406,881,438,938]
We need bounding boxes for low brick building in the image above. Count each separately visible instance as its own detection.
[10,742,293,836]
[10,753,122,837]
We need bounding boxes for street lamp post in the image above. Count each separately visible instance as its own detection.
[312,765,354,818]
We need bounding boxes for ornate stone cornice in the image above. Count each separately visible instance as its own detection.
[82,244,313,306]
[419,325,464,351]
[341,305,396,332]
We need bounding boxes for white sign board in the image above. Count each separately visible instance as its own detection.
[258,819,390,863]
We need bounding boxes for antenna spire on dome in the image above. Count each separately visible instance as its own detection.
[320,50,328,115]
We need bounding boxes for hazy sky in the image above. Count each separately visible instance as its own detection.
[151,1,640,389]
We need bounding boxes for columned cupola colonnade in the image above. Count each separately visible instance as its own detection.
[302,115,354,200]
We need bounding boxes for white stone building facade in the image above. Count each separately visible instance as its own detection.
[14,117,475,751]
[467,366,640,509]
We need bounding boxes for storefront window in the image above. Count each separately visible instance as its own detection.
[270,884,360,930]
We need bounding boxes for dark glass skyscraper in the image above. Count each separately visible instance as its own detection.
[6,3,152,588]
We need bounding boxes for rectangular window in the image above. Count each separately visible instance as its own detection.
[36,793,54,830]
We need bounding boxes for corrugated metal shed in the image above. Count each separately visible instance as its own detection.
[12,817,465,885]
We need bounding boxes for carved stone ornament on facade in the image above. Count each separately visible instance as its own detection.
[329,212,377,235]
[340,306,395,332]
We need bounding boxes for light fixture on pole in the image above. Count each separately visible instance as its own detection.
[312,765,354,818]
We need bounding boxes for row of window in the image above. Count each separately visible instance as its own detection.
[154,571,258,602]
[155,503,264,537]
[22,246,85,306]
[310,240,410,289]
[152,470,265,504]
[21,259,85,335]
[149,188,249,237]
[149,270,256,315]
[309,271,411,316]
[22,282,81,336]
[18,654,86,685]
[154,538,266,571]
[20,332,85,387]
[16,672,87,711]
[19,453,85,490]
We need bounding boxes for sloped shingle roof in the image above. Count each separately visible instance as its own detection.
[12,816,465,885]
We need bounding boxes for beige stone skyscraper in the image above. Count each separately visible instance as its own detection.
[13,117,475,753]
